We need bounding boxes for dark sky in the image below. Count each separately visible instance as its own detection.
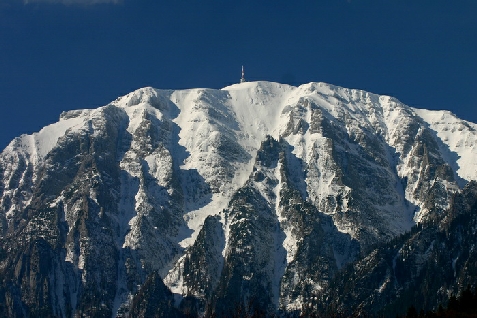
[1,0,476,150]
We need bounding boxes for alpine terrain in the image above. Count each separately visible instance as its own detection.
[1,81,477,317]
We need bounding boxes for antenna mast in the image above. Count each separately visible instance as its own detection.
[240,65,246,83]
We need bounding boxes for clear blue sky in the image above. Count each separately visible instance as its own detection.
[1,0,476,150]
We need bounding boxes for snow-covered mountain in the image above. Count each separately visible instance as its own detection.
[1,81,476,317]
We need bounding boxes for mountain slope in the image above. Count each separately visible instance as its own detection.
[315,180,477,317]
[0,81,476,316]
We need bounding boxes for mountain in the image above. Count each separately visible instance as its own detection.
[0,81,476,317]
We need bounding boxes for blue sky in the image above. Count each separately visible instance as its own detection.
[1,0,476,149]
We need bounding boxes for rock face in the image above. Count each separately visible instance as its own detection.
[0,81,476,317]
[317,181,477,317]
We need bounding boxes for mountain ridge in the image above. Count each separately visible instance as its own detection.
[1,81,476,316]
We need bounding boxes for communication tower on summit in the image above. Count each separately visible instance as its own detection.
[240,65,246,83]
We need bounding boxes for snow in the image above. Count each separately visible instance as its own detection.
[223,81,295,142]
[5,80,476,253]
[452,254,459,277]
[413,108,477,185]
[178,193,229,248]
[4,81,476,250]
[5,112,86,162]
[164,254,187,295]
[164,82,299,248]
[3,81,477,315]
[377,275,391,293]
